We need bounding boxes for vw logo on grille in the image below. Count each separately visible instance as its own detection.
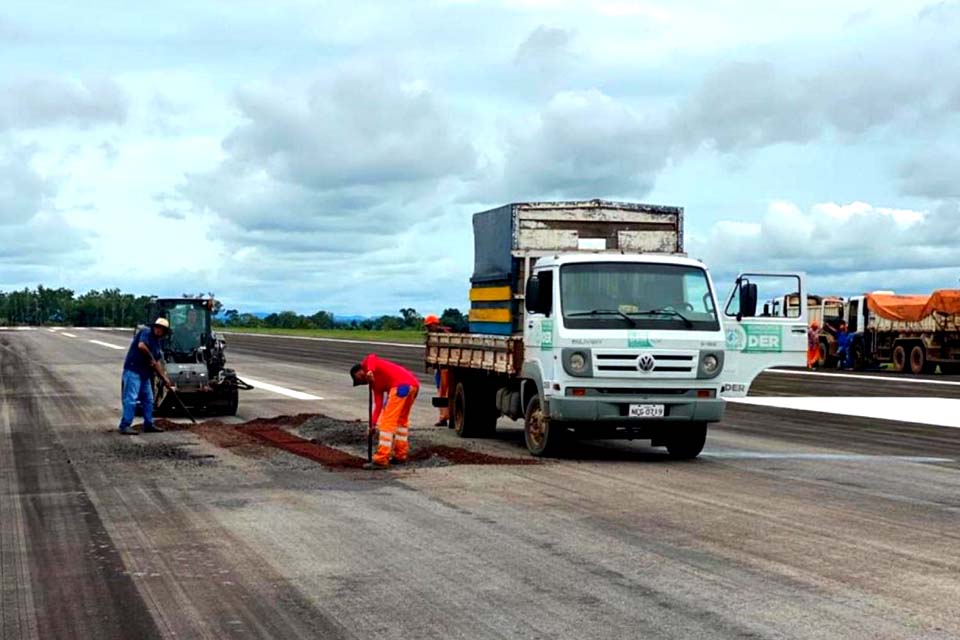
[637,354,656,372]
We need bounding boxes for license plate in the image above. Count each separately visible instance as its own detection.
[629,404,665,418]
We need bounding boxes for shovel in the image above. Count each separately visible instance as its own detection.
[167,386,198,425]
[367,386,374,462]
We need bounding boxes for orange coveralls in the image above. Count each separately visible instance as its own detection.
[363,354,420,466]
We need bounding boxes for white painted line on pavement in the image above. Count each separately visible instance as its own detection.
[61,332,78,338]
[703,452,951,462]
[47,328,59,333]
[241,376,324,401]
[89,339,125,350]
[767,368,960,387]
[222,331,423,350]
[728,396,960,430]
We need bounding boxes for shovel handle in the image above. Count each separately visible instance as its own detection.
[367,387,374,462]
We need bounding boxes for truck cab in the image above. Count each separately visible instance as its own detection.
[426,200,807,459]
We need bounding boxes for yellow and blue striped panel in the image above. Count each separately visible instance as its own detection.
[468,307,512,323]
[469,286,512,303]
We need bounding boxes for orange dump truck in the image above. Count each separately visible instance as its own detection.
[843,290,960,374]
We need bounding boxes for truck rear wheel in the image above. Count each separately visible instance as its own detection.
[452,380,497,438]
[665,423,707,460]
[910,345,934,375]
[818,339,835,368]
[523,395,565,457]
[892,345,908,373]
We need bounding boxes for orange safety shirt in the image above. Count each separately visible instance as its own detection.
[362,354,420,425]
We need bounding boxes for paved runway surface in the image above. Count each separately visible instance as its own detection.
[2,327,960,639]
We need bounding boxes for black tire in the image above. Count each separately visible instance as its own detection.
[523,394,565,457]
[452,380,497,438]
[818,339,836,368]
[665,423,707,460]
[910,345,934,375]
[223,386,239,416]
[892,344,908,373]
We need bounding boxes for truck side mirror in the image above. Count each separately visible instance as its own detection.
[739,282,758,318]
[525,276,543,314]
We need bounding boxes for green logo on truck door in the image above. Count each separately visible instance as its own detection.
[727,324,783,353]
[541,319,554,350]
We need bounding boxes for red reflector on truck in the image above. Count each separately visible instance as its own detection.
[697,390,715,398]
[571,388,586,396]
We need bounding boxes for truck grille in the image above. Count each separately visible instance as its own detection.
[592,350,698,378]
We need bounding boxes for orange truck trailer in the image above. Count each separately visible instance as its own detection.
[842,290,960,374]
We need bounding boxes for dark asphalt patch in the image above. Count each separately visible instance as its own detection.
[155,413,538,470]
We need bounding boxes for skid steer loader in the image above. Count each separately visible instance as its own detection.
[137,297,250,416]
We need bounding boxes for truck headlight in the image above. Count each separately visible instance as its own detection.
[702,354,719,374]
[697,351,724,379]
[562,349,592,377]
[570,352,587,372]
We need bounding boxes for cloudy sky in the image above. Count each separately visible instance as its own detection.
[2,0,959,315]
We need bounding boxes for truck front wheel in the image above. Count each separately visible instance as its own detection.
[523,395,565,457]
[665,423,707,460]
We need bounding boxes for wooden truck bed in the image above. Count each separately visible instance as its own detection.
[425,333,524,376]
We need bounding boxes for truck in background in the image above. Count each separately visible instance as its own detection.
[842,291,960,374]
[426,200,808,458]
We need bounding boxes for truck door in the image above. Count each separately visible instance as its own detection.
[720,273,808,397]
[524,268,557,387]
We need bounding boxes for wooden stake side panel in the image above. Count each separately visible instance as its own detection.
[425,333,524,375]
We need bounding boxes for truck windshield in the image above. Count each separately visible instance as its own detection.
[560,263,719,331]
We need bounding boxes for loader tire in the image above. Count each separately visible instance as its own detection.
[223,386,239,416]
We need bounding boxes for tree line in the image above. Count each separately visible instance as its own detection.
[0,286,468,332]
[219,307,468,332]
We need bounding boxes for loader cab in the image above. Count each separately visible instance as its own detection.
[146,298,214,361]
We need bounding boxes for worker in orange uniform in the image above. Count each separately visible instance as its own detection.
[807,321,821,369]
[351,354,420,470]
[425,314,452,427]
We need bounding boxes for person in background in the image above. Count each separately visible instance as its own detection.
[807,321,821,369]
[119,318,176,435]
[351,354,421,470]
[835,321,853,370]
[425,314,452,427]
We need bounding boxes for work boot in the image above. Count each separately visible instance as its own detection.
[141,424,165,433]
[434,419,448,427]
[363,461,389,470]
[118,427,135,435]
[391,457,407,465]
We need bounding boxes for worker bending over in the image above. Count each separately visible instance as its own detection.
[351,354,420,469]
[425,314,451,427]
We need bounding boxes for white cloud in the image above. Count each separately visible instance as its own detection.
[692,200,960,294]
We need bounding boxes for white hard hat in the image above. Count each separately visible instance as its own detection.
[153,317,171,330]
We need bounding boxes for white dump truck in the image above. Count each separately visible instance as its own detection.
[427,200,807,457]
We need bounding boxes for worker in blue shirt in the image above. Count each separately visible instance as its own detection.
[835,321,854,370]
[118,318,177,435]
